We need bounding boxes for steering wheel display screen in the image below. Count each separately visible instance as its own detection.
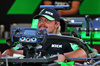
[24,30,37,36]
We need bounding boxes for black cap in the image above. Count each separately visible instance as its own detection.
[34,8,60,22]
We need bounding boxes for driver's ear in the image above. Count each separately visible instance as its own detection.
[55,22,60,29]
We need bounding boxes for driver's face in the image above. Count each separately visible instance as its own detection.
[38,16,59,34]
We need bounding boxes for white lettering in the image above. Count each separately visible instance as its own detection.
[51,44,62,48]
[52,44,55,47]
[45,11,53,15]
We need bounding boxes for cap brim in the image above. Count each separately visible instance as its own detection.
[34,14,55,20]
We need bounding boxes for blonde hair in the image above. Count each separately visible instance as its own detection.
[56,26,61,35]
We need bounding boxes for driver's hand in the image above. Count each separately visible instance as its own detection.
[54,54,67,62]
